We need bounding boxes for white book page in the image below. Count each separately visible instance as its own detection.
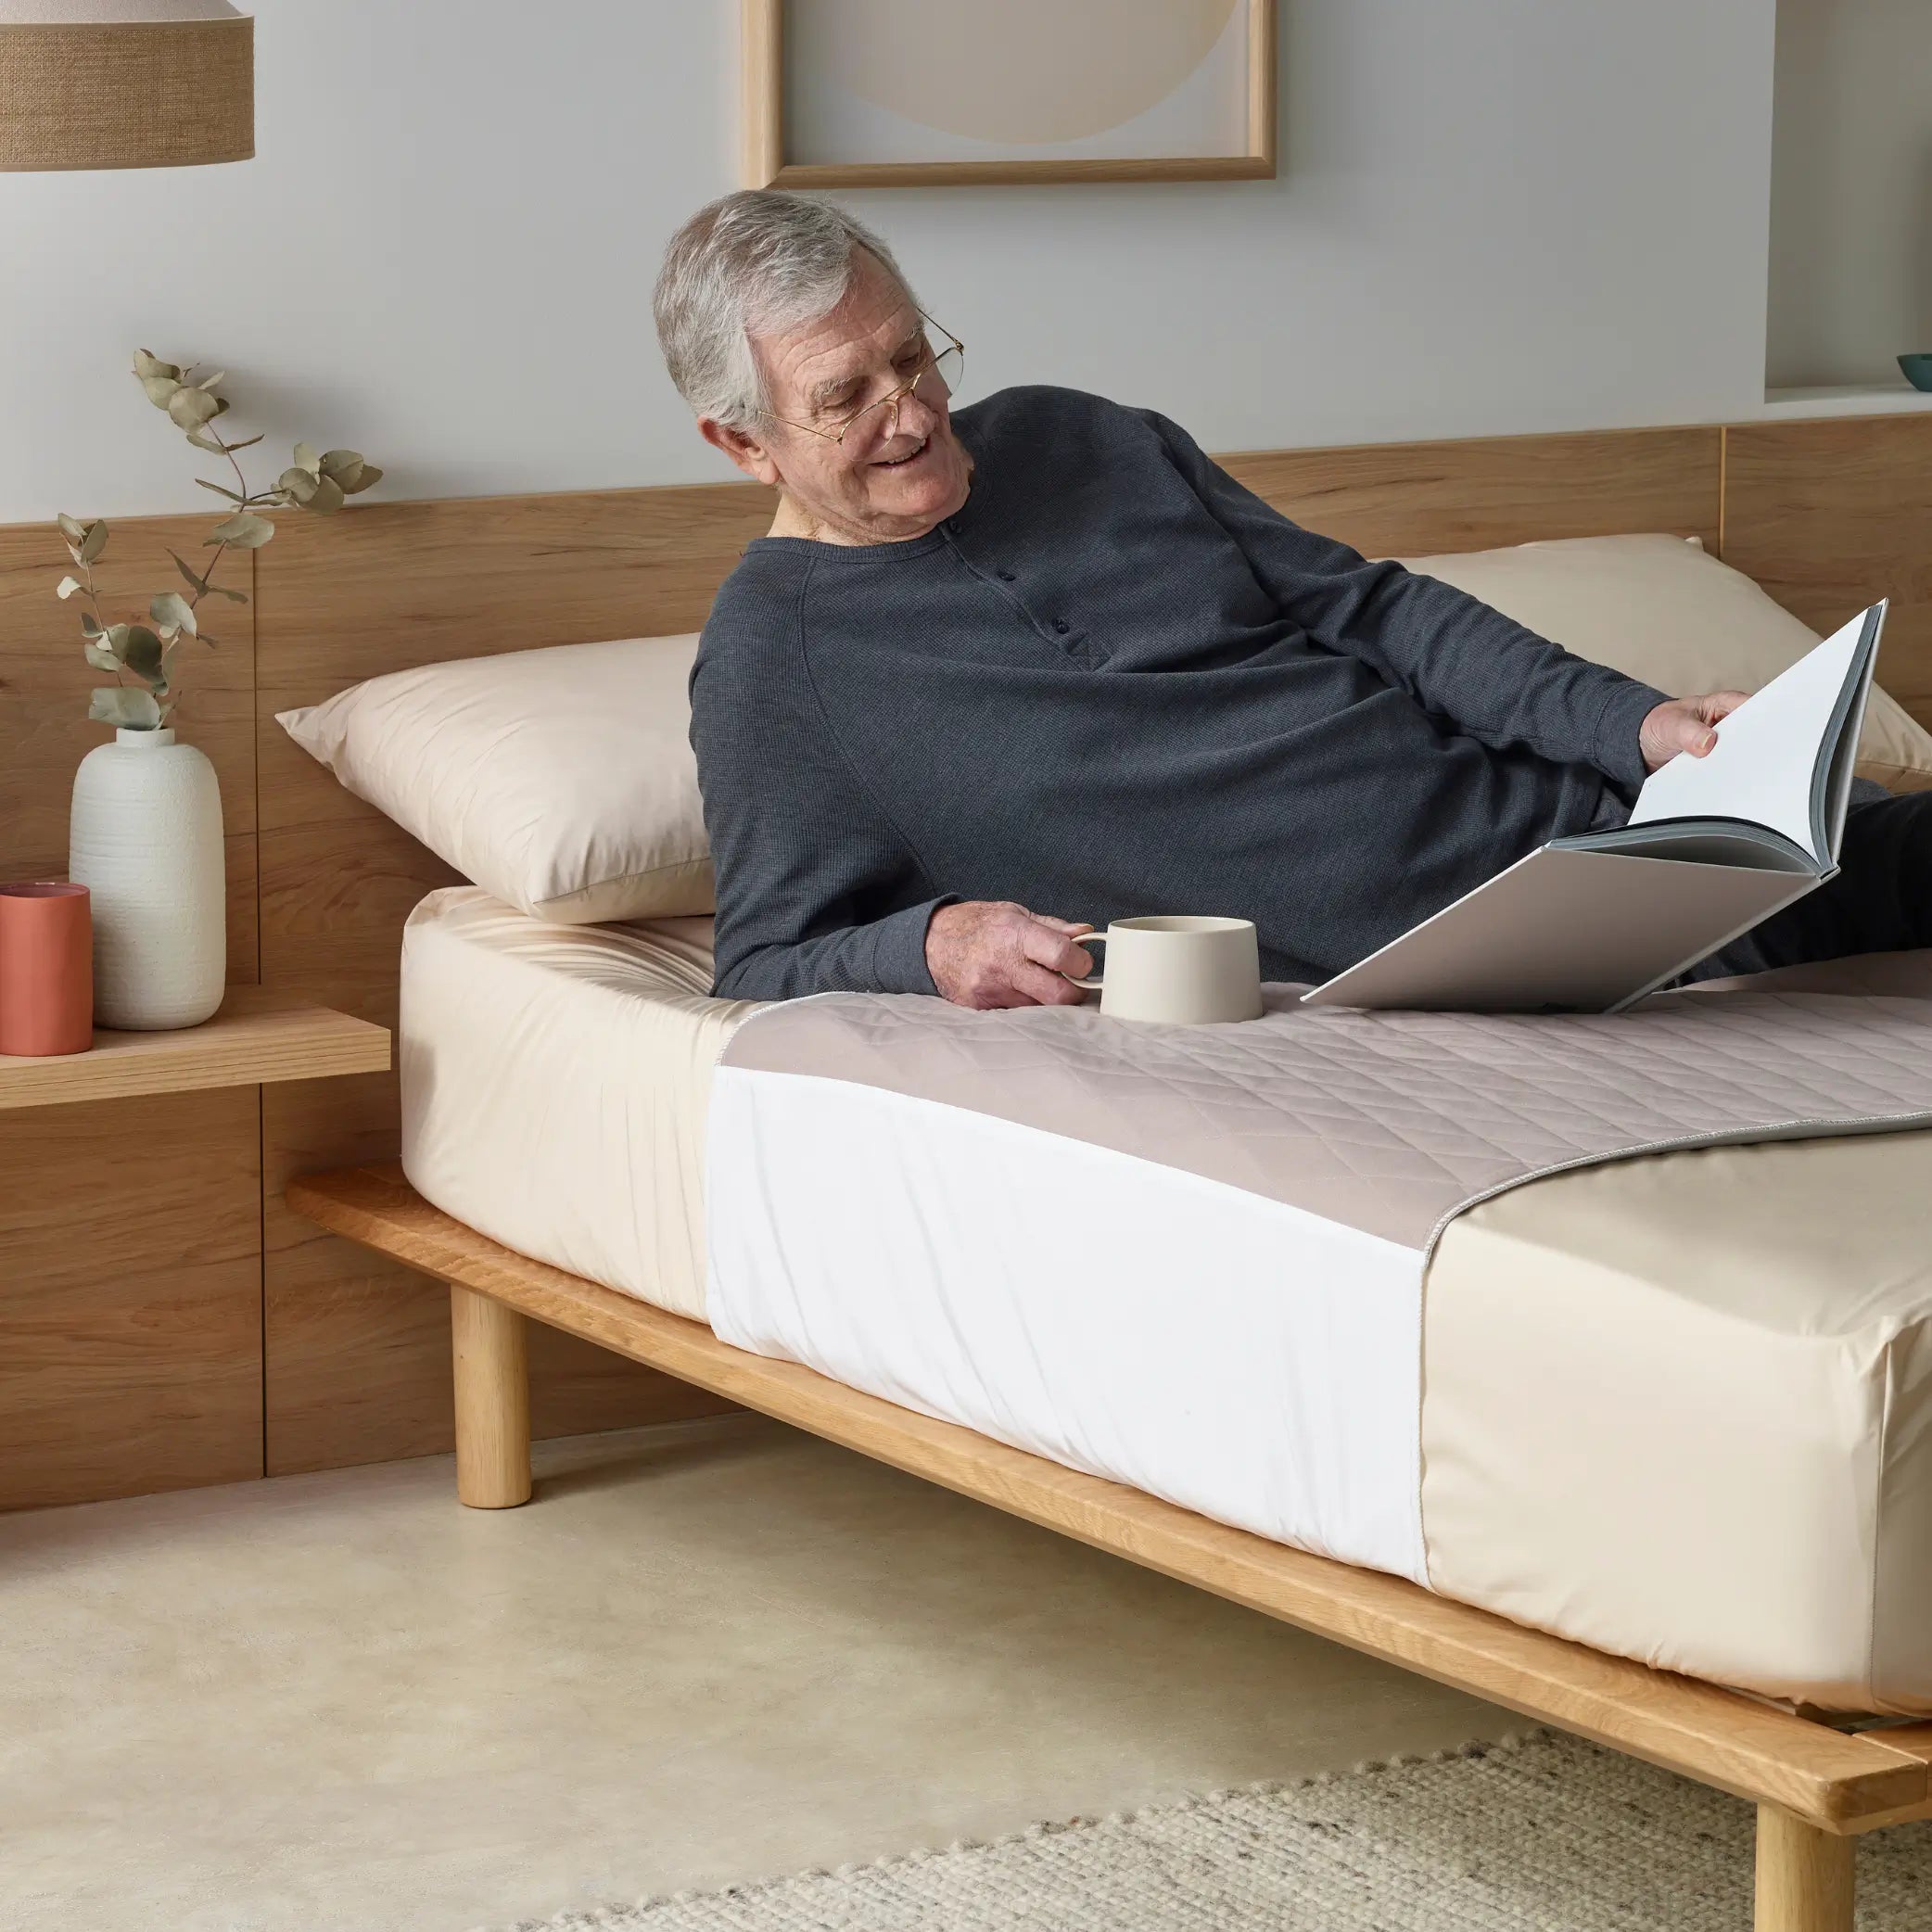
[1626,608,1871,862]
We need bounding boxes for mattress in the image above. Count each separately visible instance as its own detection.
[400,889,765,1321]
[400,886,1932,1710]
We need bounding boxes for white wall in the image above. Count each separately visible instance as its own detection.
[1767,0,1932,389]
[0,0,1778,527]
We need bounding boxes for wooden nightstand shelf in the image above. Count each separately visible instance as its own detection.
[0,987,389,1110]
[0,990,392,1512]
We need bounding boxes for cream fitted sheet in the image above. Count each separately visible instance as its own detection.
[399,888,1932,1709]
[399,888,763,1320]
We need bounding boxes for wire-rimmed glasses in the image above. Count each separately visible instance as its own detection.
[762,313,964,449]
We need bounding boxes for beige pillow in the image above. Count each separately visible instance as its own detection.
[276,633,713,922]
[1395,532,1932,793]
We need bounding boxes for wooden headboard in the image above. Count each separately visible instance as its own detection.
[3,413,1926,1508]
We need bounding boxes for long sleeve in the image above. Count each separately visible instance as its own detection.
[692,571,950,1001]
[1145,412,1665,793]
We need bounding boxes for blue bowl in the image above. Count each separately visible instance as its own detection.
[1900,353,1932,391]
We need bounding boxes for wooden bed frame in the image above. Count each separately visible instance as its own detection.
[288,1163,1932,1932]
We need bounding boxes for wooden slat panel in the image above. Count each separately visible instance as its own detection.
[289,1162,1932,1835]
[1222,426,1722,559]
[0,1087,261,1510]
[1721,415,1932,731]
[223,831,259,985]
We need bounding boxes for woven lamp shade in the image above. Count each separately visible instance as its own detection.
[0,2,251,171]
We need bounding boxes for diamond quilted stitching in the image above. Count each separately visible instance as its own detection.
[728,980,1932,1251]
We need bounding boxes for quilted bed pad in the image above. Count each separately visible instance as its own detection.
[717,984,1932,1252]
[705,970,1932,1709]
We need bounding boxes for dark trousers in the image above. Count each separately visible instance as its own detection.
[1684,789,1932,982]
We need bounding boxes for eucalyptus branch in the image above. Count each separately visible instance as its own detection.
[57,351,382,731]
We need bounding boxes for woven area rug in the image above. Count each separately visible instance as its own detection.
[494,1730,1931,1930]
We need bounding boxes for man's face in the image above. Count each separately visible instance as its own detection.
[705,250,972,544]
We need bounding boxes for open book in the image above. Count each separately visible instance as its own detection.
[1303,602,1888,1013]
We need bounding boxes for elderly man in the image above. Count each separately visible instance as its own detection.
[656,191,1931,1007]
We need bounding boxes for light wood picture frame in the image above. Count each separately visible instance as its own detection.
[741,0,1277,190]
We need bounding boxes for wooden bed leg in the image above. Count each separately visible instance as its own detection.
[1755,1805,1855,1932]
[451,1285,531,1508]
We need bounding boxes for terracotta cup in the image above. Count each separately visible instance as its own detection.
[0,882,94,1056]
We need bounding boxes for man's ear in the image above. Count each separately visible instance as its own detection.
[700,415,782,489]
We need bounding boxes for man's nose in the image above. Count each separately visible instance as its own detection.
[889,381,940,441]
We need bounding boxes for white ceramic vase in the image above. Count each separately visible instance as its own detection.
[69,727,226,1030]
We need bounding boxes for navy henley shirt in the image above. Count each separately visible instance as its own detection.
[691,385,1666,999]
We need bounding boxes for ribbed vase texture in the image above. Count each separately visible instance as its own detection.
[69,727,225,1029]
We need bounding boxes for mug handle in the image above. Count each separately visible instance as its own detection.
[1064,931,1105,991]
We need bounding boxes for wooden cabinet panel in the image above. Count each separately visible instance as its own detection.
[1224,426,1722,559]
[0,1086,262,1509]
[1722,415,1932,732]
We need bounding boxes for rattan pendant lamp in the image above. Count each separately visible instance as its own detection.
[0,1,252,171]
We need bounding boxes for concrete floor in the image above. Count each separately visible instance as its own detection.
[3,1415,1518,1932]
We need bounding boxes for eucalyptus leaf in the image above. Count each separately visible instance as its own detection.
[342,463,383,495]
[197,370,226,391]
[167,387,220,430]
[206,512,273,550]
[205,583,249,604]
[223,433,264,452]
[103,623,130,655]
[276,466,318,504]
[132,350,180,381]
[169,549,208,593]
[196,477,245,502]
[140,375,182,409]
[56,575,82,599]
[292,440,321,476]
[150,591,196,637]
[300,473,346,515]
[79,611,104,639]
[120,624,165,682]
[83,642,121,673]
[185,430,227,455]
[56,512,86,541]
[88,686,161,730]
[77,520,108,565]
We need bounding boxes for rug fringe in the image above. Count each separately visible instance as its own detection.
[477,1727,1553,1931]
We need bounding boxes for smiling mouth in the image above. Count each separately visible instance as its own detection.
[873,436,929,469]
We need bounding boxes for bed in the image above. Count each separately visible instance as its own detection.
[270,418,1932,1932]
[395,884,1932,1710]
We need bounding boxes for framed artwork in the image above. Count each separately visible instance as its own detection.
[741,0,1277,189]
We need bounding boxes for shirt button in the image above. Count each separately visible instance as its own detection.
[1053,617,1071,634]
[997,569,1016,582]
[947,517,961,533]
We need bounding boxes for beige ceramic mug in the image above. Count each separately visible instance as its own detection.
[1068,916,1265,1023]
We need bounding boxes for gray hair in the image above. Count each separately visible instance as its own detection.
[654,190,915,431]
